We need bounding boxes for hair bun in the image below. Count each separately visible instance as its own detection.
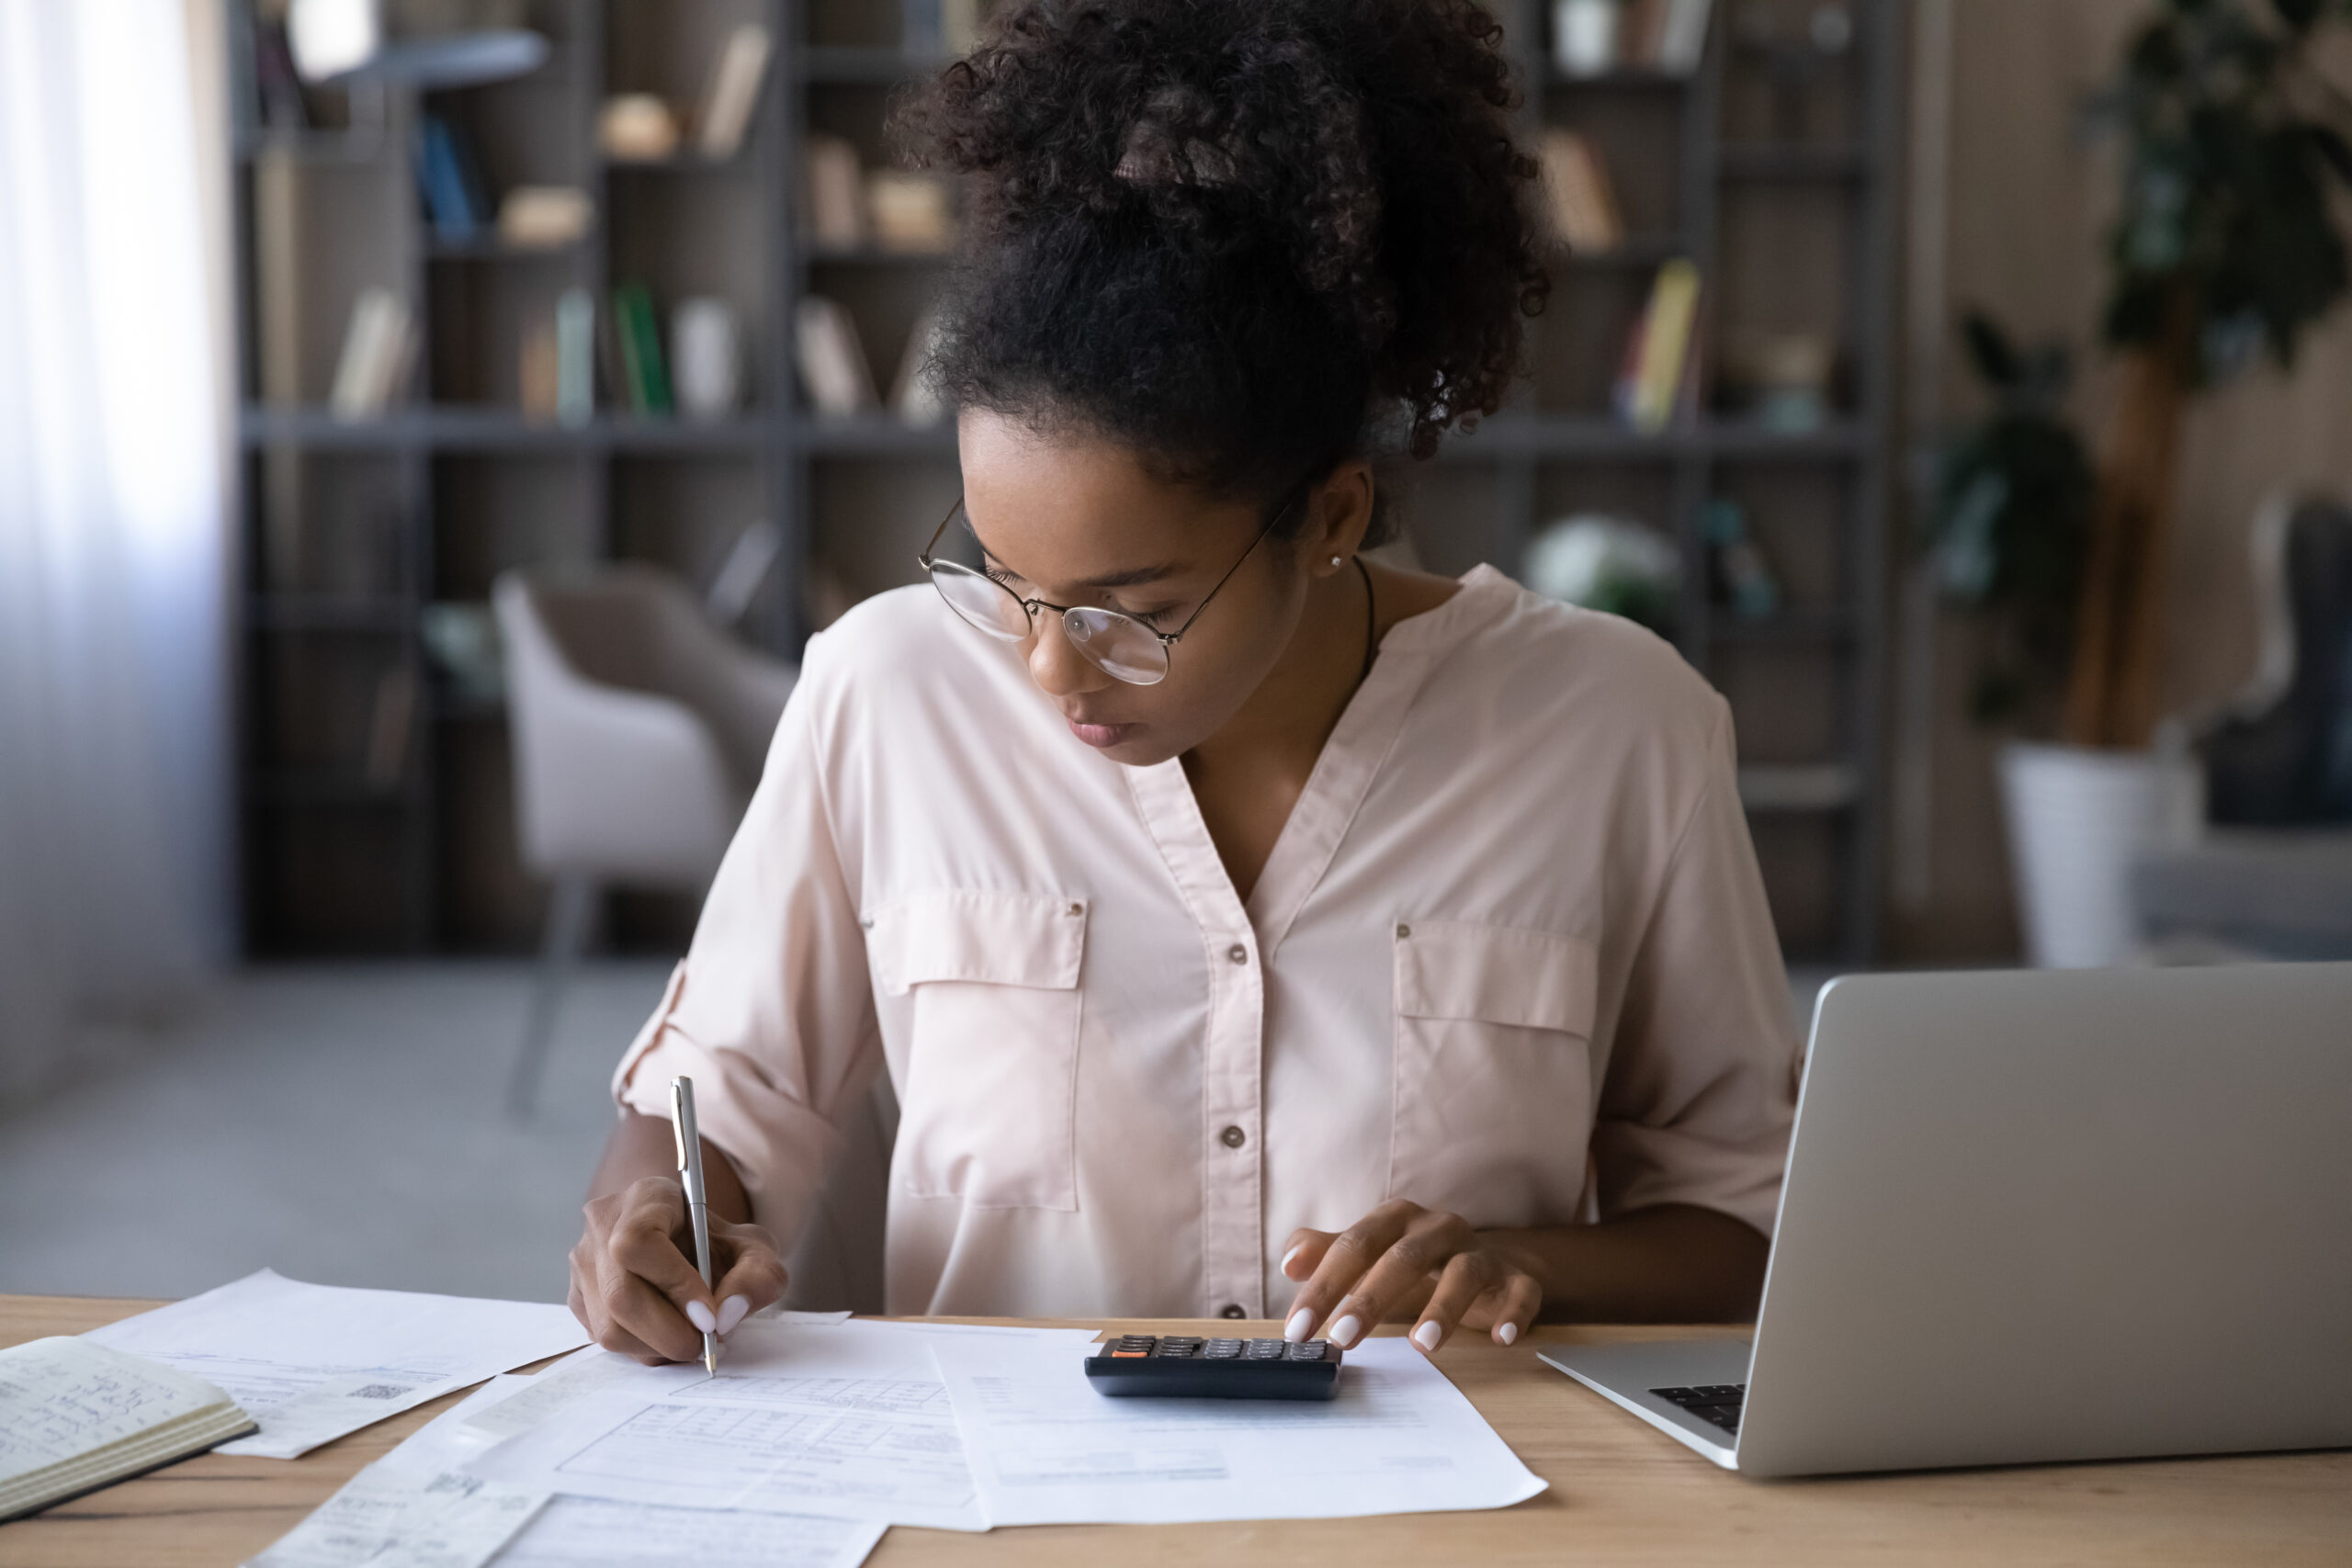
[897,0,1544,487]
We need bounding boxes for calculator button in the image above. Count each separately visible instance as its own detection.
[1245,1340,1286,1359]
[1155,1338,1204,1358]
[1285,1340,1329,1360]
[1203,1340,1243,1359]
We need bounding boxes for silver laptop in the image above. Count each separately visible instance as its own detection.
[1542,963,2352,1477]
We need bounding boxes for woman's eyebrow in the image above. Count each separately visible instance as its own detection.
[971,524,1181,591]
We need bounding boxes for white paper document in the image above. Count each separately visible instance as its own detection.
[932,1333,1548,1525]
[466,1320,989,1530]
[86,1269,589,1458]
[243,1464,547,1568]
[380,1375,885,1568]
[486,1497,885,1568]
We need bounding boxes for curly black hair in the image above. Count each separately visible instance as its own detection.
[891,0,1548,541]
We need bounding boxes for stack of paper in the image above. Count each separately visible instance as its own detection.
[234,1304,1544,1568]
[85,1269,588,1460]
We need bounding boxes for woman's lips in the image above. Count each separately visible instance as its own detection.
[1064,715,1138,749]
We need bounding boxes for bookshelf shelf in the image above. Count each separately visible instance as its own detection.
[424,238,588,261]
[804,243,954,266]
[797,413,957,456]
[1718,144,1867,180]
[229,0,1899,964]
[249,596,413,633]
[238,405,775,453]
[1544,66,1693,90]
[799,46,944,84]
[1736,763,1862,814]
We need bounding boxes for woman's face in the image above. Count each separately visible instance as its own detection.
[954,409,1340,767]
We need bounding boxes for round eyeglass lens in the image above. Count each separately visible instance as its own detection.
[1065,608,1170,685]
[928,561,1031,640]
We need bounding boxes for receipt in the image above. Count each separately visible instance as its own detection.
[244,1465,547,1568]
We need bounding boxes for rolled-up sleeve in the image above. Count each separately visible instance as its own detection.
[1589,703,1800,1238]
[613,637,880,1250]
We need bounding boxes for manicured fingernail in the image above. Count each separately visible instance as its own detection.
[1329,1314,1363,1348]
[716,1296,751,1336]
[684,1300,717,1334]
[1283,1308,1316,1343]
[1280,1244,1306,1277]
[1412,1320,1442,1352]
[1498,1323,1519,1346]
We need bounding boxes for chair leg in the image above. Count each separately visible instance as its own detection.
[509,874,597,1119]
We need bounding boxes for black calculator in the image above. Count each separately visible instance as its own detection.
[1084,1335,1343,1400]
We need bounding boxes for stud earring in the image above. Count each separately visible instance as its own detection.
[1329,555,1343,568]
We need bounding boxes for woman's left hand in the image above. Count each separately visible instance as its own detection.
[1278,1200,1543,1356]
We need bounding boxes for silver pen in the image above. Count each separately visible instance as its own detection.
[670,1076,720,1374]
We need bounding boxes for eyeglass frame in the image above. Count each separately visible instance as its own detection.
[915,479,1310,682]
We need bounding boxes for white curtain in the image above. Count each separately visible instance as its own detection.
[0,0,232,1100]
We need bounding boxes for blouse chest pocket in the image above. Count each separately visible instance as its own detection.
[1388,919,1598,1229]
[867,890,1086,1211]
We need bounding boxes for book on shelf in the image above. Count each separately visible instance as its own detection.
[496,186,592,250]
[695,24,772,161]
[794,295,878,416]
[251,16,309,131]
[0,1337,254,1524]
[1613,257,1701,434]
[364,665,416,789]
[416,114,492,243]
[867,170,956,253]
[1537,130,1624,253]
[905,0,983,55]
[328,288,415,421]
[520,313,560,423]
[1618,0,1713,73]
[805,134,867,248]
[891,303,948,425]
[612,283,673,416]
[556,288,595,427]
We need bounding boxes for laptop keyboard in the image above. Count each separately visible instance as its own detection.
[1651,1384,1745,1435]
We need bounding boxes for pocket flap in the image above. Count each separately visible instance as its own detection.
[1394,919,1596,1036]
[868,890,1086,995]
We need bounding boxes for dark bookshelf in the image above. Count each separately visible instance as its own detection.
[229,0,1899,965]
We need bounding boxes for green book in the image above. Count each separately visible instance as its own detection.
[612,283,673,415]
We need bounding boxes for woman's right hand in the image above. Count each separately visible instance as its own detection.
[568,1175,789,1363]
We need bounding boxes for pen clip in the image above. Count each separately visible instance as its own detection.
[670,1078,690,1171]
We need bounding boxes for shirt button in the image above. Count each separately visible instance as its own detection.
[1220,1304,1247,1320]
[1219,1124,1246,1149]
[1227,944,1248,964]
[1396,922,1411,939]
[1067,902,1082,916]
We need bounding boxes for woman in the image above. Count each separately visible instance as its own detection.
[569,0,1796,1363]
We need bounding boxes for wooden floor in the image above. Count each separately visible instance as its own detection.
[4,1295,2347,1567]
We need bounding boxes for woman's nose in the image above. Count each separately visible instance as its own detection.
[1026,612,1113,698]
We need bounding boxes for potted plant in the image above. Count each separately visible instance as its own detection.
[1932,315,2204,966]
[1936,0,2352,965]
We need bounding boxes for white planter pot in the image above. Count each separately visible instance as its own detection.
[1998,742,2204,968]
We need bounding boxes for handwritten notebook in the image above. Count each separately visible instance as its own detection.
[0,1336,255,1521]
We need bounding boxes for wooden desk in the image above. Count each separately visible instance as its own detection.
[4,1294,2346,1566]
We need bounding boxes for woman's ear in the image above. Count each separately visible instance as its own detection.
[1302,461,1376,577]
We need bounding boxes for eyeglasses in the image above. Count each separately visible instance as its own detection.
[916,486,1303,686]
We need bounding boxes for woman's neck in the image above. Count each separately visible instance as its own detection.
[1179,559,1460,898]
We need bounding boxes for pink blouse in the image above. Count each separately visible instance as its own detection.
[616,565,1798,1318]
